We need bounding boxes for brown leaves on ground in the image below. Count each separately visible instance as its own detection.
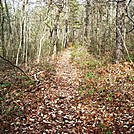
[76,62,134,133]
[0,49,134,133]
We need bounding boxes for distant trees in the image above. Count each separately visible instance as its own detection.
[0,0,133,64]
[16,0,29,65]
[83,0,133,61]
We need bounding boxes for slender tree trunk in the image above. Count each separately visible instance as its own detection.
[16,0,25,65]
[64,20,68,48]
[52,1,63,56]
[0,1,6,57]
[84,0,90,37]
[4,0,12,34]
[116,1,125,61]
[37,33,45,63]
[16,0,28,65]
[23,0,28,65]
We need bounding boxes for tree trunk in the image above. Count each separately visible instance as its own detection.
[0,1,6,57]
[52,0,63,56]
[115,1,125,61]
[16,0,28,65]
[4,0,12,34]
[84,0,90,37]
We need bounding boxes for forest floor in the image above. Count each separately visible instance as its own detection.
[0,46,134,134]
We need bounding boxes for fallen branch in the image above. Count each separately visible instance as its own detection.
[0,55,31,79]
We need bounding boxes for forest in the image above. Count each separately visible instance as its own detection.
[0,0,134,133]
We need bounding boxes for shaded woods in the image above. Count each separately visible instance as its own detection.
[0,0,134,63]
[0,0,134,133]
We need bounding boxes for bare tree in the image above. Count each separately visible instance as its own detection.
[16,0,29,65]
[0,0,6,57]
[115,1,126,61]
[1,0,133,64]
[52,0,63,56]
[84,0,91,37]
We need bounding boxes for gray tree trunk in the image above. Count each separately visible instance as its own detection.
[84,0,90,37]
[116,1,126,61]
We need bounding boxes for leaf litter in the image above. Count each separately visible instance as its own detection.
[0,48,134,133]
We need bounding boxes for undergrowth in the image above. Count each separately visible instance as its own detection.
[71,45,104,70]
[71,45,134,133]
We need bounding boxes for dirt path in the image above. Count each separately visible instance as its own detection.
[54,48,81,97]
[37,48,83,133]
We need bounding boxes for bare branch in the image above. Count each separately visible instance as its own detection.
[125,0,134,33]
[126,25,134,33]
[126,9,134,24]
[0,55,31,79]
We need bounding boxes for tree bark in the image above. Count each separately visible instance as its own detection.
[52,0,63,56]
[0,1,6,57]
[116,1,126,61]
[84,0,90,37]
[16,0,28,65]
